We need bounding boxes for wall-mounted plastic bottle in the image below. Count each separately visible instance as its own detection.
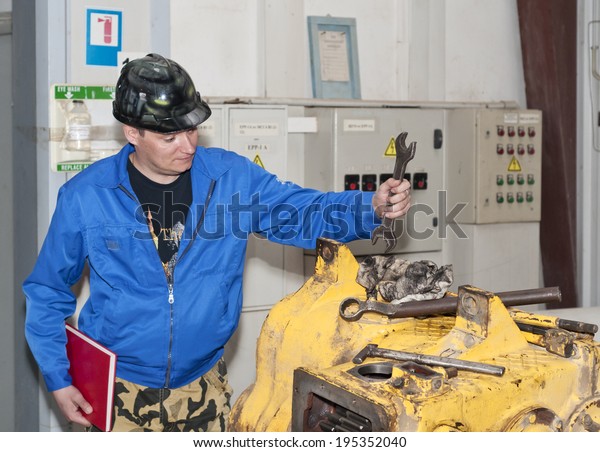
[63,100,92,160]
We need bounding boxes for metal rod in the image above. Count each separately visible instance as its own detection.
[511,309,597,335]
[556,318,598,335]
[387,286,561,318]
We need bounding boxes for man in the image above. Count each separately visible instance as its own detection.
[23,54,411,431]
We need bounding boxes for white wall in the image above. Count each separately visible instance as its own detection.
[444,0,526,105]
[171,0,526,104]
[578,0,600,307]
[171,0,265,97]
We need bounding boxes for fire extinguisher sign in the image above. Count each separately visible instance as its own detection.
[86,9,122,67]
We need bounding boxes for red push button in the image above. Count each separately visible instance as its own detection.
[344,174,360,191]
[412,172,428,190]
[361,174,377,192]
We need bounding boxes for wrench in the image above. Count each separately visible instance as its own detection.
[339,287,563,322]
[352,344,506,376]
[371,132,416,253]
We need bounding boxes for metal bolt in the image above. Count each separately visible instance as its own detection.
[583,414,600,432]
[462,295,479,316]
[464,334,476,347]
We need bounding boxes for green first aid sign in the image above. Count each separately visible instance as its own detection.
[54,85,115,100]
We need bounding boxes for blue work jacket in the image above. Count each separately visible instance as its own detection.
[23,144,380,391]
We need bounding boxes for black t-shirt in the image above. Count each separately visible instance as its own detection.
[127,159,192,279]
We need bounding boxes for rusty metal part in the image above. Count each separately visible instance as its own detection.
[320,408,372,432]
[510,309,597,335]
[544,328,577,358]
[503,408,563,431]
[556,318,598,334]
[371,132,416,253]
[567,398,600,432]
[388,362,445,397]
[347,361,447,399]
[515,319,600,360]
[583,414,600,432]
[339,286,562,321]
[352,344,505,376]
[293,369,387,432]
[516,323,576,357]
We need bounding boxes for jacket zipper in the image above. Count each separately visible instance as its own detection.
[164,280,175,387]
[118,179,216,388]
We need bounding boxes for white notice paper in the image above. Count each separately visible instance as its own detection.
[318,31,350,82]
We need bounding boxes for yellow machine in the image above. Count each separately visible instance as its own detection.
[229,238,600,432]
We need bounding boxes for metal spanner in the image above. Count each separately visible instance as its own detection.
[352,344,506,376]
[371,132,417,252]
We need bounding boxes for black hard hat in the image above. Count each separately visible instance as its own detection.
[112,53,211,133]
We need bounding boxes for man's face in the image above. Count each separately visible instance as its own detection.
[124,125,199,184]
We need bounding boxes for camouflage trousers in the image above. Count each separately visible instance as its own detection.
[110,358,232,432]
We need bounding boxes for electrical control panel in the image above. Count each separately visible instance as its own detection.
[446,108,542,224]
[227,105,289,178]
[196,104,227,148]
[302,107,446,255]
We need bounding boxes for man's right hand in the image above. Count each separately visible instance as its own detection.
[52,385,93,428]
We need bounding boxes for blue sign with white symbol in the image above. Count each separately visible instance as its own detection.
[86,9,122,66]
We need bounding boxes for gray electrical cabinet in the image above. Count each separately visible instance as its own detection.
[302,107,446,256]
[443,108,543,293]
[445,108,542,224]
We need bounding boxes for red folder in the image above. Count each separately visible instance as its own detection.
[65,323,117,432]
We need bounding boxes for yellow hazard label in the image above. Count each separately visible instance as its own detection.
[384,137,396,157]
[253,154,265,169]
[507,157,522,172]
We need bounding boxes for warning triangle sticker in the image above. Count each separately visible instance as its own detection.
[507,157,522,172]
[253,154,265,169]
[384,137,396,157]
